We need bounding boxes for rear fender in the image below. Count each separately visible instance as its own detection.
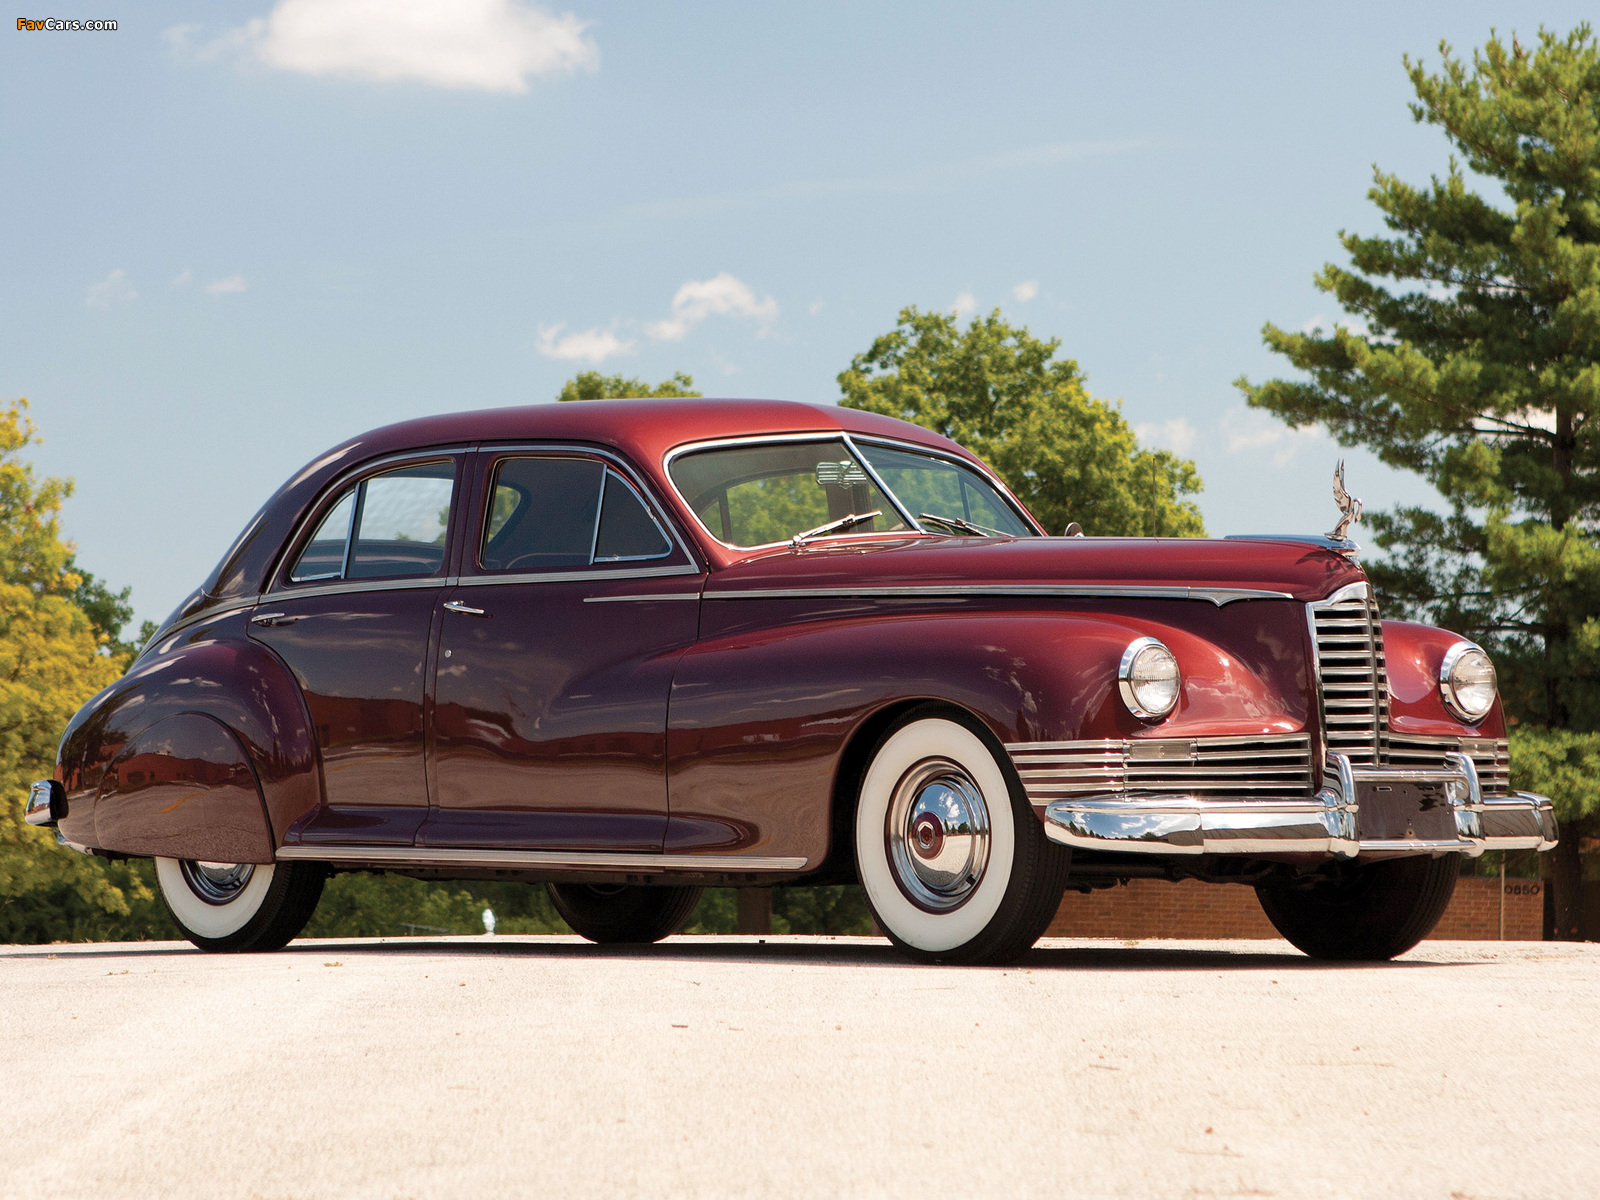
[56,612,319,853]
[94,713,275,863]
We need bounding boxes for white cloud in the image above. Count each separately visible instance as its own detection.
[951,291,977,317]
[646,273,777,342]
[1301,312,1370,338]
[536,324,635,363]
[163,22,253,61]
[1011,280,1039,303]
[170,0,597,94]
[171,268,193,287]
[1222,406,1327,467]
[206,274,248,296]
[1135,417,1196,456]
[808,300,825,316]
[86,269,137,308]
[542,274,776,360]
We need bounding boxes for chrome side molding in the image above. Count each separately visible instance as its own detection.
[707,583,1295,607]
[276,844,809,873]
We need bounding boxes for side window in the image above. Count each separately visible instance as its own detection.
[348,463,455,579]
[288,490,355,583]
[595,472,672,561]
[481,457,673,573]
[287,460,456,585]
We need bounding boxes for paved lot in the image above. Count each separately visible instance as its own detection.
[2,935,1595,1200]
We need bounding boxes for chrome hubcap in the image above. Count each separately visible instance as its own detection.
[886,758,990,912]
[180,860,256,906]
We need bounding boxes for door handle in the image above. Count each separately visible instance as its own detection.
[443,600,488,617]
[250,612,302,627]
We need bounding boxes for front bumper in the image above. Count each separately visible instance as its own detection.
[1040,751,1557,859]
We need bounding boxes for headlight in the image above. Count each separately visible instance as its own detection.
[1440,641,1496,723]
[1119,637,1180,721]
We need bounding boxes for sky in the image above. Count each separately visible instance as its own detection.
[2,1,1592,629]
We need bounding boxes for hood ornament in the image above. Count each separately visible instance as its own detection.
[1327,460,1362,542]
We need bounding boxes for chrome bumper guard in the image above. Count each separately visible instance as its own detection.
[1040,751,1557,859]
[24,780,64,828]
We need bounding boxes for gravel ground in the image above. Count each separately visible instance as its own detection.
[2,935,1594,1199]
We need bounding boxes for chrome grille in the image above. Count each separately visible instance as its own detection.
[1387,734,1510,795]
[1008,734,1314,803]
[1309,584,1389,769]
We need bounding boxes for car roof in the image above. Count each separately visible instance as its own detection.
[187,399,984,616]
[340,398,966,465]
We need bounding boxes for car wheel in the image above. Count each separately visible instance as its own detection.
[155,858,327,953]
[1255,854,1460,961]
[547,883,703,944]
[855,709,1070,965]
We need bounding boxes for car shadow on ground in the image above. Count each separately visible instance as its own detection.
[4,937,1472,971]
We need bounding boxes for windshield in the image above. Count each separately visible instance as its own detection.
[669,437,1034,548]
[854,443,1034,538]
[670,440,909,547]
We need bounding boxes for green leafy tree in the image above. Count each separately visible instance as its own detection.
[1236,25,1600,936]
[839,307,1204,536]
[0,399,176,943]
[64,556,156,659]
[682,886,875,935]
[302,875,569,938]
[557,371,700,402]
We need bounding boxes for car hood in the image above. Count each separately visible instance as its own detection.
[702,535,1365,604]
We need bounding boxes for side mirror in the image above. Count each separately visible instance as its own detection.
[1063,522,1084,537]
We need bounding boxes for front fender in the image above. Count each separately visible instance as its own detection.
[1383,619,1508,738]
[57,610,320,853]
[666,599,1311,863]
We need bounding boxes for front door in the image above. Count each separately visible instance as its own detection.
[250,455,463,846]
[423,449,702,851]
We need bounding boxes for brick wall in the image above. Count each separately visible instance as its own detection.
[1432,877,1544,940]
[1045,875,1544,941]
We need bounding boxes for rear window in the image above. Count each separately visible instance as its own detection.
[287,460,456,584]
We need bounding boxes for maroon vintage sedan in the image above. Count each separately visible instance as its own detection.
[27,399,1556,963]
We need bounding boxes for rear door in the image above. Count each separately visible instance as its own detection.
[250,454,465,846]
[422,448,703,851]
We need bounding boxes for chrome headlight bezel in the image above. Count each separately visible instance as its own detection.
[1439,641,1497,724]
[1118,637,1181,722]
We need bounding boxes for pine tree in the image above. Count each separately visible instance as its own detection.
[1238,25,1600,937]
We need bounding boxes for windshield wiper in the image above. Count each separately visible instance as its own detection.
[918,512,1000,537]
[790,510,882,547]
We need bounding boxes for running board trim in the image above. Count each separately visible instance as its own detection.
[275,844,810,873]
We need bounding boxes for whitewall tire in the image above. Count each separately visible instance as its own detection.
[855,709,1070,964]
[155,857,326,952]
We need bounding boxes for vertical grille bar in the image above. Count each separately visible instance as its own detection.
[1309,583,1389,771]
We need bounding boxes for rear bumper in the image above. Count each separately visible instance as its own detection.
[24,780,64,828]
[1039,751,1557,859]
